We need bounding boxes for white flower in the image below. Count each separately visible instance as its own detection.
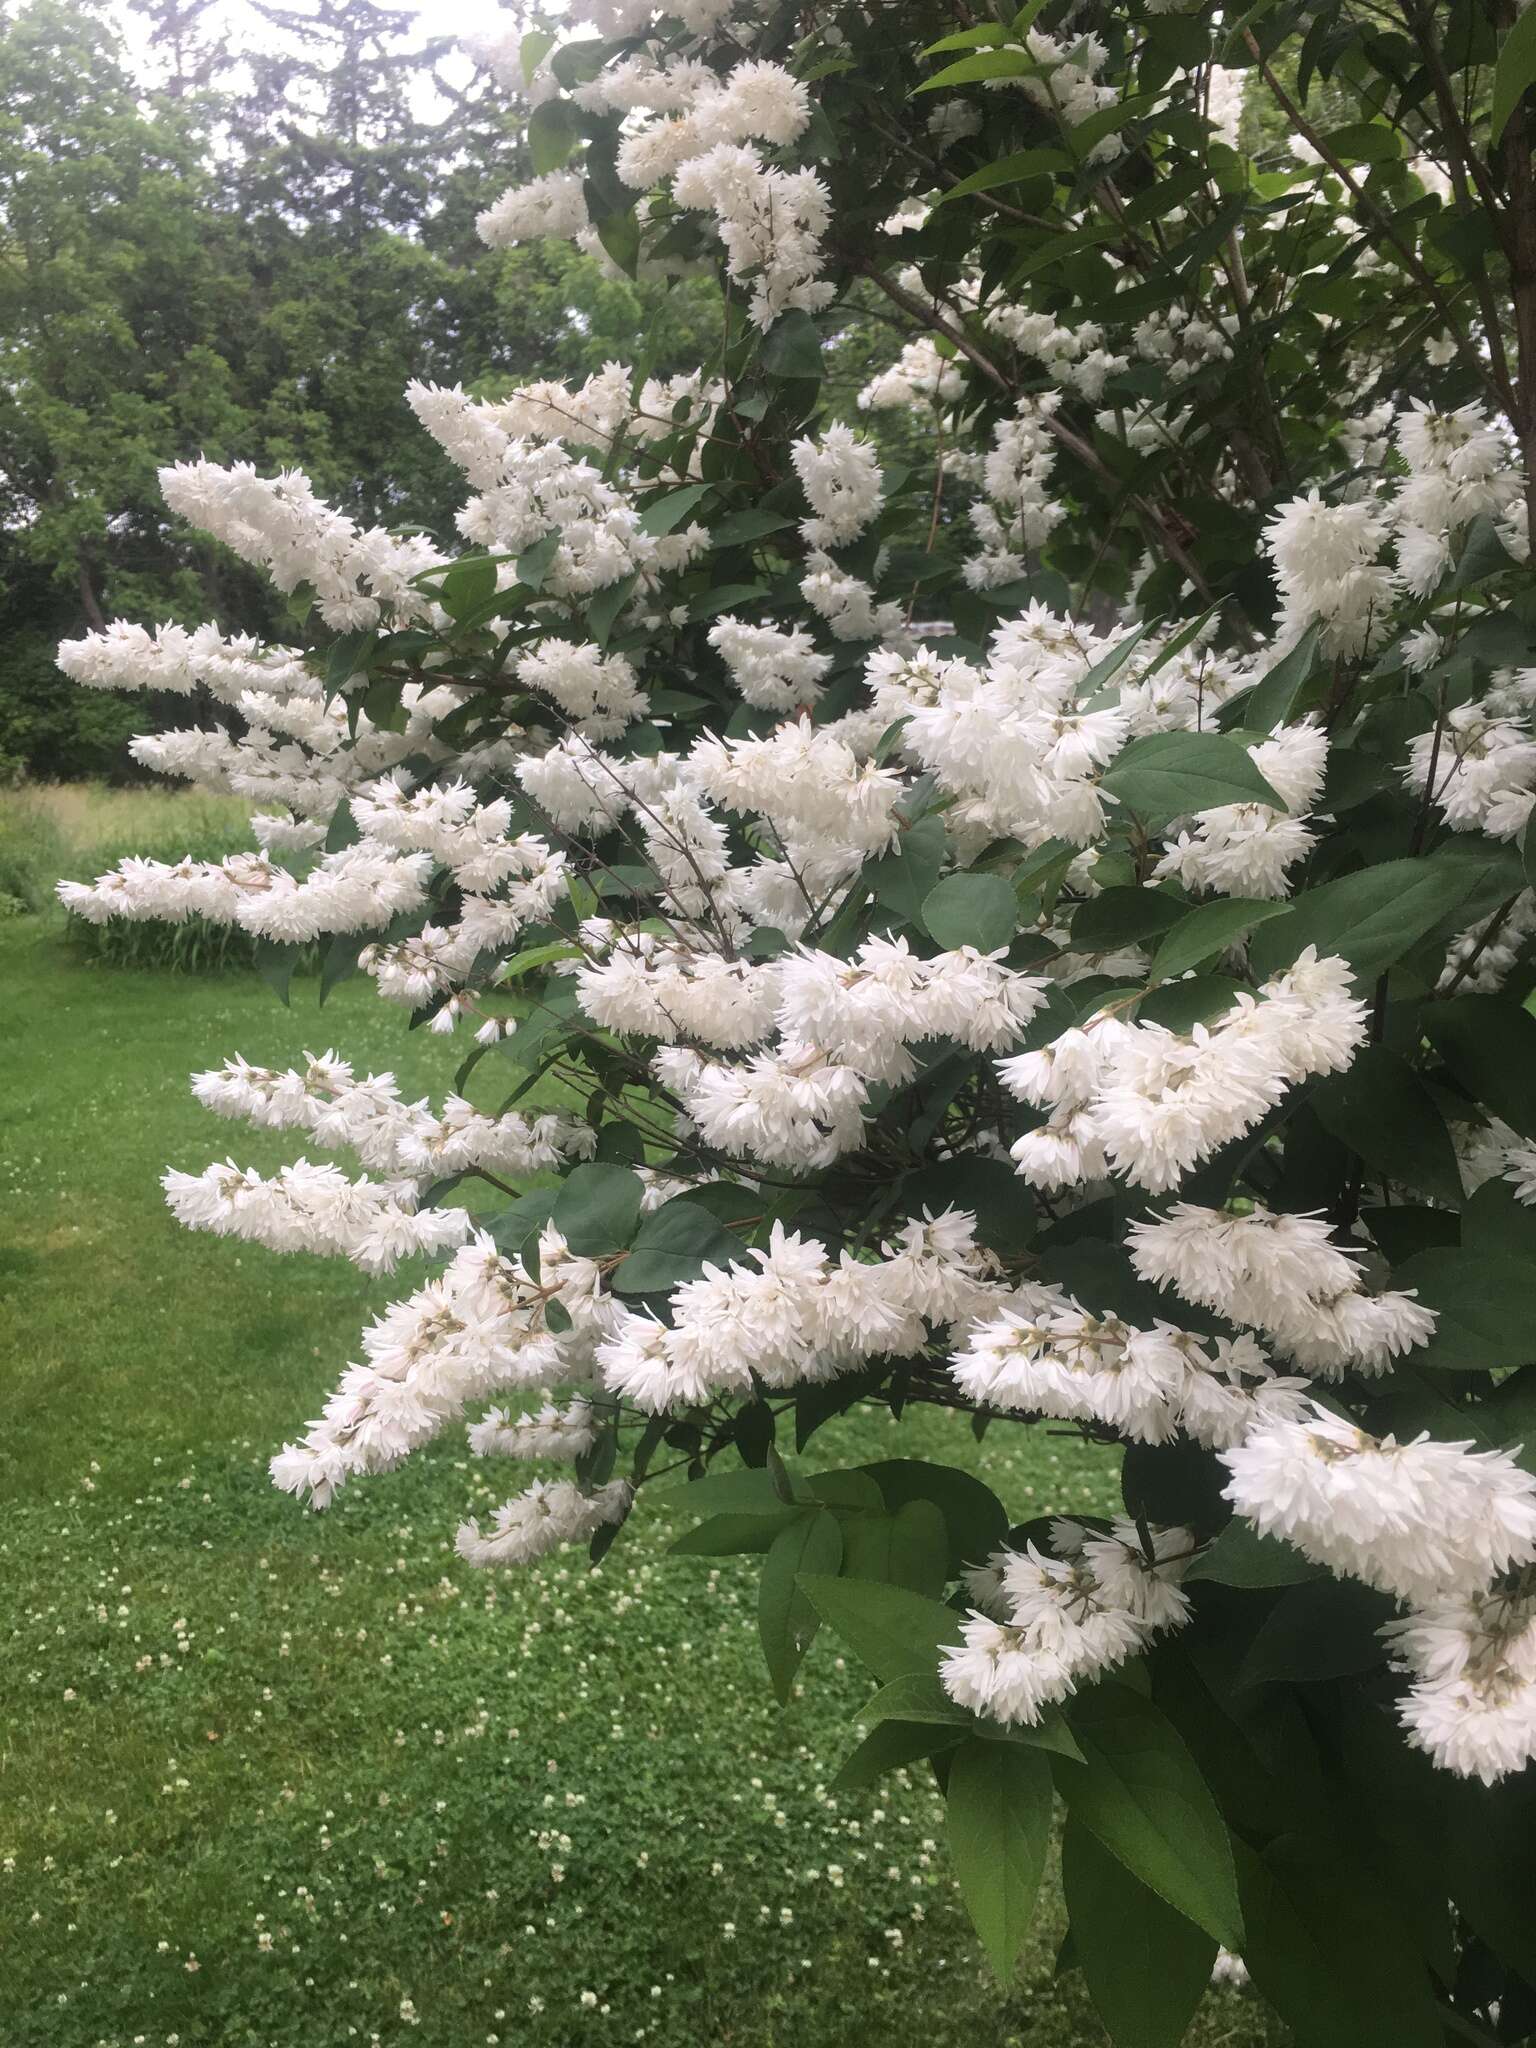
[1127,1202,1436,1374]
[941,1519,1192,1727]
[456,1480,631,1566]
[1222,1404,1536,1605]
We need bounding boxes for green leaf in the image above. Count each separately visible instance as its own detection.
[759,308,822,379]
[916,48,1039,92]
[935,147,1069,202]
[671,1511,798,1556]
[614,1197,745,1294]
[1310,1045,1463,1208]
[860,1671,974,1728]
[922,872,1018,951]
[1237,1578,1392,1687]
[1236,1835,1443,2048]
[1063,1820,1216,2048]
[896,1156,1032,1258]
[1150,897,1292,981]
[865,815,946,923]
[1070,887,1183,953]
[710,508,796,546]
[527,96,581,174]
[1463,1179,1536,1259]
[318,932,363,1007]
[516,530,560,592]
[666,1465,808,1515]
[1100,732,1284,824]
[1054,1686,1242,1950]
[496,940,583,983]
[440,554,498,623]
[759,1509,843,1703]
[1248,849,1517,982]
[840,1500,949,1597]
[1076,622,1155,707]
[638,483,712,536]
[520,27,555,85]
[1390,1248,1536,1370]
[586,573,637,647]
[862,1459,1009,1575]
[595,208,640,278]
[487,1188,557,1259]
[1491,4,1536,142]
[809,1469,887,1512]
[1134,975,1245,1033]
[831,1719,965,1791]
[1186,1520,1321,1588]
[921,23,1011,55]
[253,938,298,1007]
[1319,120,1401,162]
[548,1162,644,1257]
[1447,1779,1536,1980]
[797,1575,957,1682]
[1425,995,1536,1139]
[946,1738,1053,1981]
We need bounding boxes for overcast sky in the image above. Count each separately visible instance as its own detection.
[107,0,531,119]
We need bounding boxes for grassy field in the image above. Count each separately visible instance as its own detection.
[1,791,1279,2048]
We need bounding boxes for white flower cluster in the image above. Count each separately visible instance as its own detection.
[707,616,831,712]
[983,308,1128,405]
[456,1479,632,1567]
[597,1210,998,1411]
[468,1395,599,1463]
[270,1227,626,1507]
[1385,1588,1536,1785]
[941,1518,1194,1727]
[857,337,966,413]
[963,398,1067,590]
[58,844,430,943]
[1012,28,1121,157]
[791,426,884,549]
[1128,1203,1437,1376]
[799,548,908,642]
[158,460,443,631]
[475,53,828,330]
[1392,401,1522,597]
[1003,949,1367,1194]
[407,384,710,599]
[951,1288,1309,1447]
[189,1049,593,1183]
[1265,491,1394,655]
[772,936,1043,1083]
[163,1158,471,1275]
[1155,720,1329,899]
[1404,701,1536,846]
[56,620,314,703]
[1225,1402,1536,1604]
[576,935,780,1051]
[672,142,833,329]
[516,639,646,740]
[691,720,906,855]
[476,169,590,247]
[654,1041,871,1169]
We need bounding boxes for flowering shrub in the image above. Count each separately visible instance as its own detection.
[55,0,1536,2037]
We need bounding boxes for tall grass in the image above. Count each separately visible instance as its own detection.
[4,780,278,971]
[0,789,72,915]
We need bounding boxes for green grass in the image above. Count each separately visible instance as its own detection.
[0,917,1282,2048]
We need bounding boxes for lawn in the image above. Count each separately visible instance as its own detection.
[0,796,1280,2048]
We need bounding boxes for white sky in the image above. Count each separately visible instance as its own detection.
[107,0,529,121]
